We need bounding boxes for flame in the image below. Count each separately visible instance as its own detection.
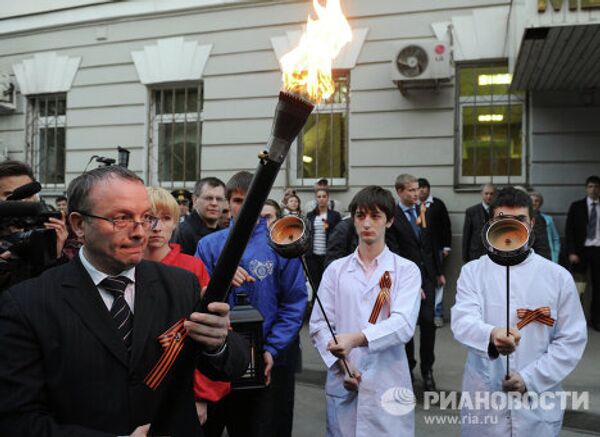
[280,0,352,103]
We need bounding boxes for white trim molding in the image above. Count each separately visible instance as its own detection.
[131,37,213,85]
[432,6,510,61]
[270,27,369,70]
[12,52,81,95]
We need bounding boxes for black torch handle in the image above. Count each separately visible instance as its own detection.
[197,154,281,313]
[195,91,313,313]
[300,256,354,378]
[506,265,510,380]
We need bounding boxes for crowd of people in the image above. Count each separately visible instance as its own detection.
[0,157,597,436]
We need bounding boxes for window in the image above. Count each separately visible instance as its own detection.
[148,85,203,188]
[289,72,349,187]
[456,63,526,186]
[25,94,66,186]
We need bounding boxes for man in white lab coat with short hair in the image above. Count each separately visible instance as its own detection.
[452,187,587,436]
[310,186,421,437]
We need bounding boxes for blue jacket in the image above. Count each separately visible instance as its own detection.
[541,212,561,263]
[195,217,307,364]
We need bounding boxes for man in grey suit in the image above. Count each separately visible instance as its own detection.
[0,166,249,437]
[462,183,496,263]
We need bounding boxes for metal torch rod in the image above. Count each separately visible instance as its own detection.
[300,256,353,378]
[506,265,510,380]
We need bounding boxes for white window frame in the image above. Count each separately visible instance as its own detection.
[456,62,528,187]
[147,84,203,189]
[287,72,350,188]
[25,93,67,189]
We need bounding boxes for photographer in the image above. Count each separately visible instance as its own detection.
[0,160,67,290]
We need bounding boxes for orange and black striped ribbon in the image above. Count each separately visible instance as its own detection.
[144,318,188,390]
[415,203,427,228]
[368,271,392,324]
[516,307,555,330]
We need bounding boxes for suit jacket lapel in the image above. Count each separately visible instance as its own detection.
[61,257,129,367]
[395,206,418,242]
[130,261,159,372]
[480,204,489,222]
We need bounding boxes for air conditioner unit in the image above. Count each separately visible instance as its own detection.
[0,74,16,114]
[391,41,453,93]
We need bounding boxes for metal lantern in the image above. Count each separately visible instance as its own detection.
[229,293,266,390]
[482,214,534,267]
[480,213,534,380]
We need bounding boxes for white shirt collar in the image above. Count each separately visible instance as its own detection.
[79,247,136,286]
[482,201,490,212]
[587,197,599,208]
[398,200,415,212]
[348,245,393,271]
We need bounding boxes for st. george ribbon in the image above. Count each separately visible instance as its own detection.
[143,92,314,390]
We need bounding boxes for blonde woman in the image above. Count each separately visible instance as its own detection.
[144,187,230,426]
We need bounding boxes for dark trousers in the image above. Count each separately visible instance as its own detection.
[202,364,297,437]
[585,247,600,326]
[406,276,436,374]
[306,254,326,299]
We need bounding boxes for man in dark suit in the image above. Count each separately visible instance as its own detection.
[566,175,600,331]
[173,177,226,255]
[462,183,496,263]
[386,174,443,391]
[417,178,452,327]
[417,178,452,258]
[0,166,249,437]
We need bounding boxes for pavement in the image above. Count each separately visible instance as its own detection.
[292,321,600,436]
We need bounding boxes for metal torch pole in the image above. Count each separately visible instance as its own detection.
[300,256,353,378]
[506,265,510,380]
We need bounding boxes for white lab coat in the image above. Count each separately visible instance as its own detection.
[451,252,587,437]
[310,246,422,437]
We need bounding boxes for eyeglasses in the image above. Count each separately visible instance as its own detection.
[78,212,158,231]
[200,196,225,203]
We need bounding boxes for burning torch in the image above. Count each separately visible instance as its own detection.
[144,0,354,390]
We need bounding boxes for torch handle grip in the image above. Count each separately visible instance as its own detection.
[196,154,283,313]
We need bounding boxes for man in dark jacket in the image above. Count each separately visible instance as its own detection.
[565,175,600,330]
[325,216,357,267]
[386,174,443,391]
[173,177,226,255]
[462,183,496,263]
[418,178,452,327]
[0,166,249,437]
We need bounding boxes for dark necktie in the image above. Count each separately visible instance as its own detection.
[408,207,421,239]
[101,276,133,351]
[589,202,598,240]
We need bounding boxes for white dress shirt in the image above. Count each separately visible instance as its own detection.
[79,248,136,313]
[585,196,600,247]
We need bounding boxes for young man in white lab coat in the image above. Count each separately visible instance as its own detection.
[310,186,422,436]
[451,187,587,436]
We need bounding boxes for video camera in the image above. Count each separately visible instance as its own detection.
[0,181,62,290]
